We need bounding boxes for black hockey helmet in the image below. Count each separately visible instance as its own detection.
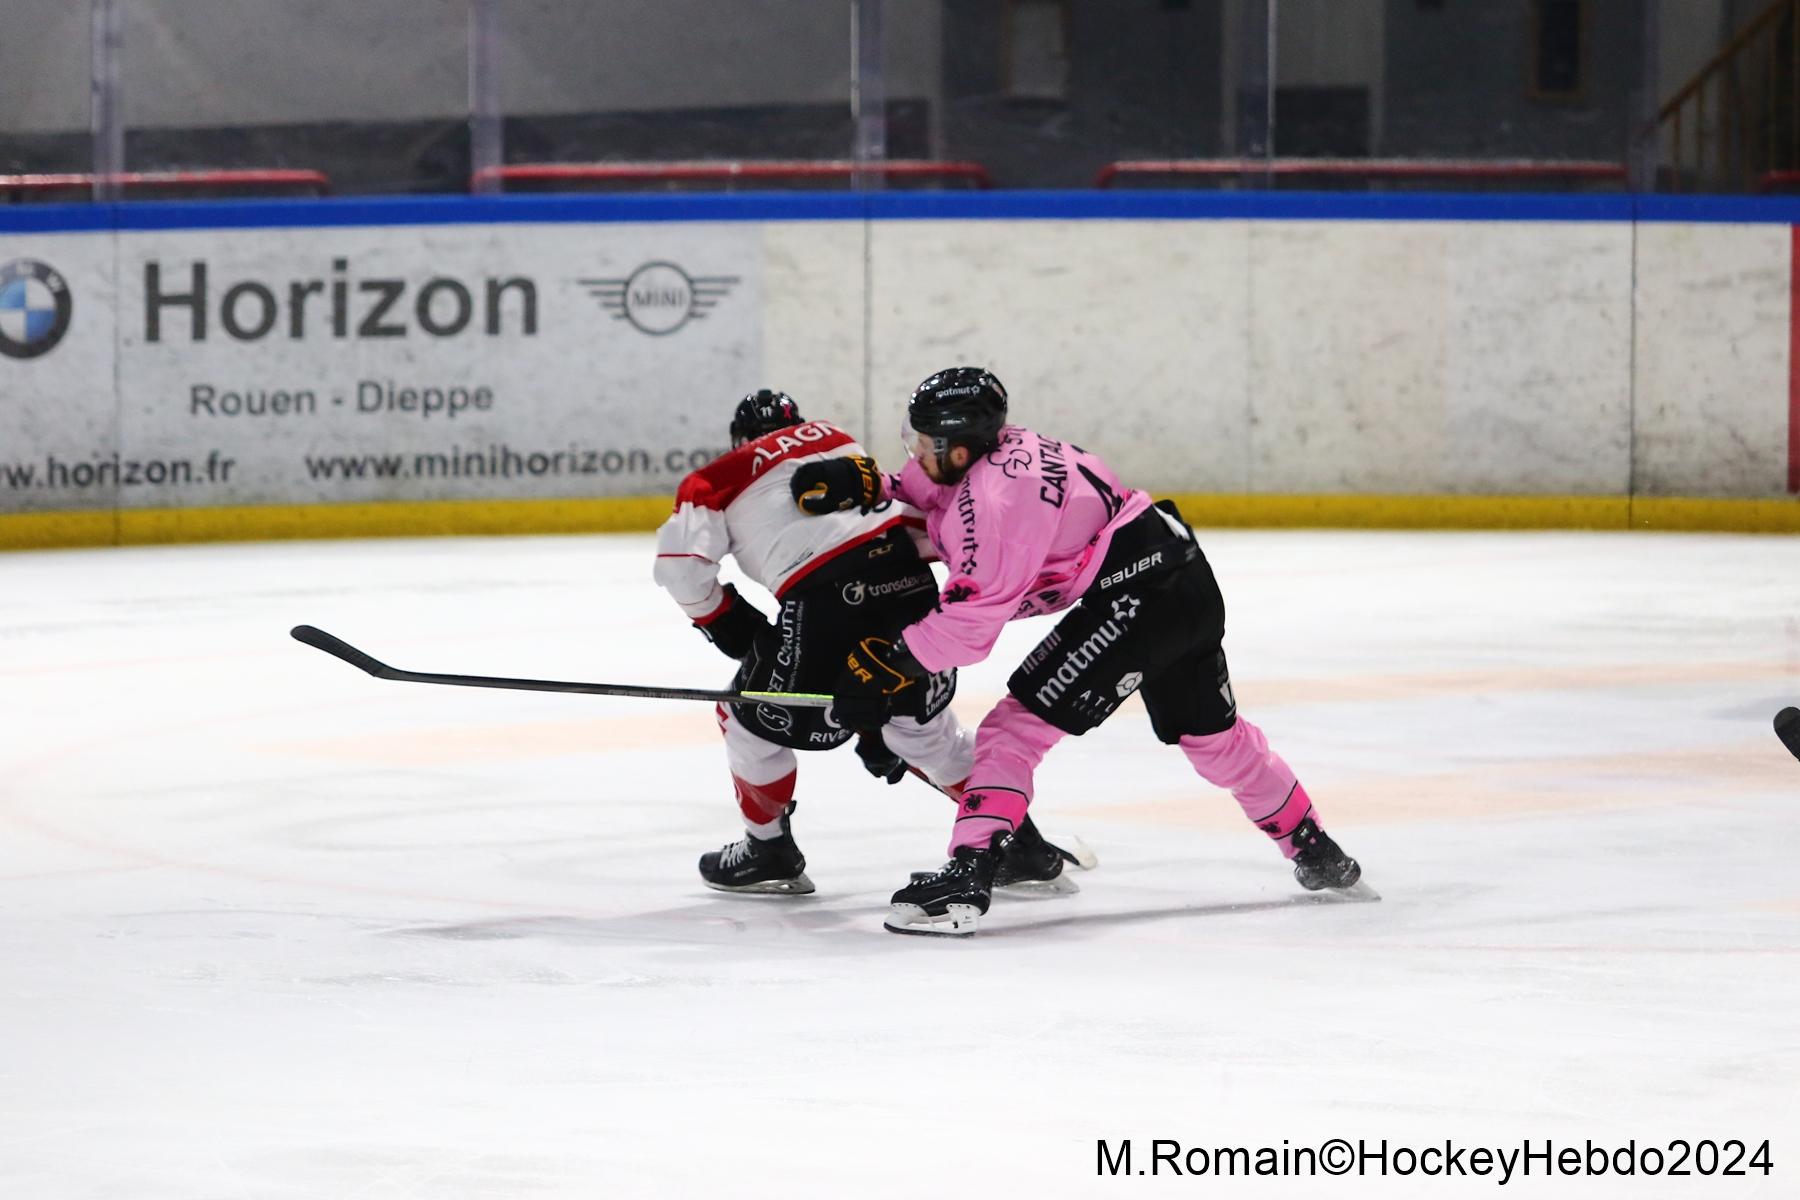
[907,367,1008,455]
[730,389,804,447]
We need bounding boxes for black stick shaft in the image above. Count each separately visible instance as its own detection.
[290,625,836,708]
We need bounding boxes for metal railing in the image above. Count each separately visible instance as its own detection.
[1655,0,1799,192]
[472,159,993,193]
[1095,159,1628,191]
[0,169,333,203]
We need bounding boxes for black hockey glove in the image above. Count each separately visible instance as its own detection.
[831,635,925,731]
[853,730,908,785]
[696,585,771,660]
[791,455,883,516]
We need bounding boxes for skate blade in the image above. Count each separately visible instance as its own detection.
[996,873,1081,899]
[703,872,816,896]
[884,901,982,937]
[1314,880,1380,903]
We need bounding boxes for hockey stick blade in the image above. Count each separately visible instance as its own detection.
[289,624,835,708]
[291,623,403,679]
[1057,836,1100,872]
[1776,706,1800,762]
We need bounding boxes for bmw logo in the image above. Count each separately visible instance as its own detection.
[0,259,73,360]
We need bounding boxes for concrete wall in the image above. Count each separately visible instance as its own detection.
[1634,222,1792,494]
[1381,0,1649,159]
[3,1,1708,167]
[860,217,1639,496]
[0,0,943,134]
[0,0,91,134]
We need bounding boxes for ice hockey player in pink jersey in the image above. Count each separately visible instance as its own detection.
[791,368,1363,935]
[655,389,1079,897]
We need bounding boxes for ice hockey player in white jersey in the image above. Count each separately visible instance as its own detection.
[655,390,1084,896]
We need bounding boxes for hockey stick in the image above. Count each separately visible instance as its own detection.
[290,625,836,708]
[1777,707,1800,762]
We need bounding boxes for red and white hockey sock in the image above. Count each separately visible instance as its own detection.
[733,770,796,839]
[717,702,798,838]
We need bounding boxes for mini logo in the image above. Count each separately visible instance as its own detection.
[0,259,73,359]
[1110,595,1140,622]
[1115,671,1143,698]
[842,580,867,606]
[755,703,793,733]
[580,261,739,336]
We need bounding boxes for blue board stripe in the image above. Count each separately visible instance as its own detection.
[2,189,1797,234]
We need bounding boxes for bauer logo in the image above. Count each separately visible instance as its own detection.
[0,260,74,360]
[580,261,740,336]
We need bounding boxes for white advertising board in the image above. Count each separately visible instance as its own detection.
[867,219,1254,492]
[1632,222,1791,496]
[0,234,122,513]
[3,207,1794,535]
[864,218,1638,496]
[4,221,766,512]
[1247,220,1633,495]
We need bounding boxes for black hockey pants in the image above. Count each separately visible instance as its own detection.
[731,528,955,750]
[1008,500,1238,742]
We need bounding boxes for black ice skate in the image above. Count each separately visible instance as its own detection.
[902,816,1097,895]
[698,808,814,895]
[1289,817,1372,897]
[885,838,1002,936]
[991,814,1087,897]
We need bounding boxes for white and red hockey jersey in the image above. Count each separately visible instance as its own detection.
[653,420,916,625]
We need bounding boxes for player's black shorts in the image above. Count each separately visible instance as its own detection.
[731,527,956,750]
[1008,500,1237,742]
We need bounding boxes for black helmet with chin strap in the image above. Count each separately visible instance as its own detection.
[906,367,1008,458]
[729,389,804,447]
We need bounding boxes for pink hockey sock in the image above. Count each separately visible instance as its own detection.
[1179,718,1316,859]
[947,696,1067,854]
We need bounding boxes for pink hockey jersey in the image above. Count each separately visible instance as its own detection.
[654,420,912,624]
[886,425,1153,673]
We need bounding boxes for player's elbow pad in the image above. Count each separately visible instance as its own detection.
[697,585,770,660]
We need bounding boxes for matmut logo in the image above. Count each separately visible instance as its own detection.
[580,261,739,336]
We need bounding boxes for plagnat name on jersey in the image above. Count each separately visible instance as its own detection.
[749,422,841,473]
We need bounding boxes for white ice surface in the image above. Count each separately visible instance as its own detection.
[1,530,1796,1199]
